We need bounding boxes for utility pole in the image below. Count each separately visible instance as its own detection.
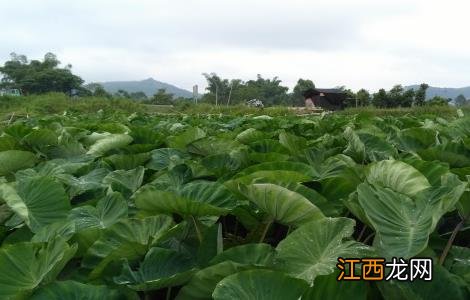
[227,82,233,106]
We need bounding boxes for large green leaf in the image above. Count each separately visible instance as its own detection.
[105,152,151,170]
[146,148,189,171]
[87,134,133,156]
[167,127,206,149]
[68,192,128,231]
[276,217,370,284]
[83,216,173,278]
[302,270,368,300]
[357,183,436,258]
[0,176,71,232]
[236,128,267,144]
[0,239,77,299]
[22,129,58,150]
[377,263,469,300]
[212,270,308,300]
[135,181,238,217]
[31,280,125,300]
[176,261,254,300]
[366,160,431,196]
[240,183,325,226]
[0,150,37,176]
[114,247,197,291]
[177,244,275,300]
[279,131,308,155]
[102,167,145,196]
[395,127,437,152]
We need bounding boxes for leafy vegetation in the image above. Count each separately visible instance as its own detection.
[0,108,468,299]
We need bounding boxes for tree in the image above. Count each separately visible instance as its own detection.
[372,89,389,107]
[129,91,148,101]
[201,73,289,106]
[454,94,467,106]
[356,89,370,106]
[372,85,413,108]
[291,79,315,107]
[85,83,112,98]
[427,96,450,106]
[0,52,84,95]
[401,89,415,107]
[202,73,231,106]
[114,89,130,98]
[242,75,289,106]
[414,83,429,106]
[150,89,174,105]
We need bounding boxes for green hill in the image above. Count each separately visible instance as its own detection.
[99,78,193,98]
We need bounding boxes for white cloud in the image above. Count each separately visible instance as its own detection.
[1,0,469,91]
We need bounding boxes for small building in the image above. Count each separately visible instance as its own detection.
[302,88,346,110]
[0,88,21,97]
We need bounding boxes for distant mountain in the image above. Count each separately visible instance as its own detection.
[99,78,194,98]
[406,85,470,100]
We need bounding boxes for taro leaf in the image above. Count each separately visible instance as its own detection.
[302,270,368,300]
[239,183,325,226]
[444,246,470,284]
[105,152,151,170]
[83,215,173,278]
[87,134,133,156]
[146,148,189,171]
[212,270,308,300]
[358,183,435,258]
[68,192,128,231]
[176,261,254,300]
[235,128,267,144]
[0,176,71,233]
[60,168,108,198]
[249,139,289,154]
[359,175,466,259]
[135,181,238,217]
[114,247,197,291]
[31,280,125,300]
[3,123,33,140]
[0,238,77,299]
[343,127,366,162]
[279,131,308,155]
[0,135,18,151]
[235,161,318,179]
[366,160,431,196]
[103,166,145,196]
[129,126,161,145]
[0,150,37,176]
[377,263,469,300]
[22,129,58,150]
[32,220,76,242]
[418,142,470,168]
[151,164,193,190]
[248,152,290,163]
[276,217,370,284]
[232,171,311,185]
[187,137,244,156]
[402,157,449,186]
[201,152,245,177]
[343,127,397,162]
[167,127,206,149]
[177,244,275,300]
[395,127,437,152]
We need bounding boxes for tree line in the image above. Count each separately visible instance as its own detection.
[1,52,468,107]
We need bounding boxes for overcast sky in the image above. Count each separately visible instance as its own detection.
[1,0,469,92]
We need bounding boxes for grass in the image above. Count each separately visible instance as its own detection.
[1,93,467,120]
[339,105,460,118]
